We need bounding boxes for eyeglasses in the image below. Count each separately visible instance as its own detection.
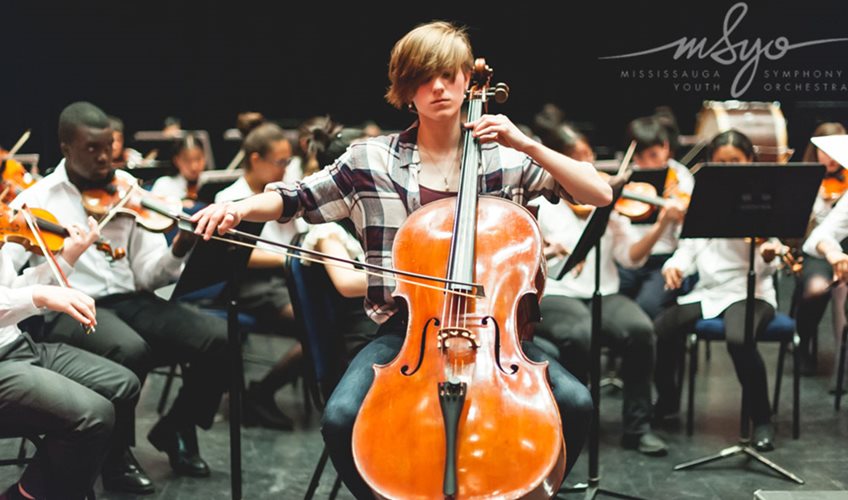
[263,156,292,168]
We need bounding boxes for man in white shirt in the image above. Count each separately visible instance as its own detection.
[4,102,229,493]
[617,116,693,319]
[0,222,139,500]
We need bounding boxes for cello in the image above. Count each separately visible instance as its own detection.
[351,59,565,499]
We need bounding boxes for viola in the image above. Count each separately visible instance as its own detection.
[351,59,565,498]
[81,175,182,233]
[0,130,38,203]
[0,202,125,260]
[820,168,848,203]
[567,170,678,222]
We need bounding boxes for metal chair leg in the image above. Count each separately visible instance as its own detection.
[773,341,787,414]
[836,326,848,411]
[157,364,178,415]
[304,446,330,500]
[16,438,27,464]
[793,334,800,439]
[687,335,699,437]
[329,475,342,499]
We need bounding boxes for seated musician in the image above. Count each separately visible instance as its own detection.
[793,122,848,378]
[107,115,143,169]
[3,102,230,494]
[531,125,682,456]
[0,218,140,500]
[150,132,208,210]
[192,21,611,497]
[215,122,305,430]
[618,115,694,319]
[653,130,784,451]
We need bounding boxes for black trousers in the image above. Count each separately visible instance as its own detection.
[43,292,229,446]
[0,334,140,499]
[534,294,655,436]
[618,254,679,319]
[320,312,593,499]
[653,300,774,425]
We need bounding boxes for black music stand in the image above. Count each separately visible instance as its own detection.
[673,163,823,485]
[171,218,264,500]
[556,177,644,500]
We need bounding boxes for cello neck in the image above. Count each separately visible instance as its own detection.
[445,96,484,292]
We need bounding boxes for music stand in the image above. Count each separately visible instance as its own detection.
[171,218,263,500]
[673,163,823,485]
[557,179,644,500]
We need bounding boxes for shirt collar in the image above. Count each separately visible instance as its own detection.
[397,122,420,169]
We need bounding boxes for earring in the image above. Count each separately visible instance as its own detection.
[407,103,417,114]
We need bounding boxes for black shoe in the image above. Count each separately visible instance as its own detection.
[148,418,211,477]
[752,423,775,452]
[244,381,294,431]
[102,448,155,494]
[622,431,669,457]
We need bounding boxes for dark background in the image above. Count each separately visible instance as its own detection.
[4,0,847,169]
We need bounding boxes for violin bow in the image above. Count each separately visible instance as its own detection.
[143,201,487,299]
[19,204,94,335]
[2,130,31,159]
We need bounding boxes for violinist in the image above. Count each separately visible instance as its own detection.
[215,122,304,430]
[150,132,207,209]
[0,214,140,500]
[4,102,230,494]
[107,115,143,169]
[531,125,680,456]
[618,115,692,319]
[654,130,784,451]
[795,122,848,378]
[192,21,611,498]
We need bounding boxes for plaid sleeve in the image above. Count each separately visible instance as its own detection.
[520,154,576,205]
[267,151,355,224]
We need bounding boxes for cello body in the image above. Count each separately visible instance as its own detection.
[351,195,566,499]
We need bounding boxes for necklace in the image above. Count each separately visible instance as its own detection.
[419,146,460,190]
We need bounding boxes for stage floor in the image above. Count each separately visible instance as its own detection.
[1,288,847,499]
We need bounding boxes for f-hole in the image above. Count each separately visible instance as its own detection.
[482,316,518,375]
[401,317,440,376]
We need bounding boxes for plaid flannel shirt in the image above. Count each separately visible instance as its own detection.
[269,123,575,324]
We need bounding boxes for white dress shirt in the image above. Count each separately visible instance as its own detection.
[629,159,695,255]
[215,176,306,248]
[532,198,646,299]
[150,174,189,200]
[0,251,73,350]
[4,162,185,299]
[803,190,848,257]
[663,238,779,318]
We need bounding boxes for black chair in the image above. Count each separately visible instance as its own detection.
[0,433,96,499]
[283,237,349,500]
[684,313,801,438]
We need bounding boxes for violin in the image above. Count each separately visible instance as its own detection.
[567,171,678,222]
[351,59,565,498]
[820,168,848,203]
[81,175,182,233]
[0,203,125,260]
[0,130,38,203]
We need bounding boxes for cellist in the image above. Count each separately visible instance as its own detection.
[192,20,611,498]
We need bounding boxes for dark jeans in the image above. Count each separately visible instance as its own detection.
[320,313,593,499]
[653,300,774,425]
[618,254,678,319]
[0,334,140,499]
[43,292,229,448]
[535,294,655,436]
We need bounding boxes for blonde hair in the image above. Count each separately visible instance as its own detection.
[385,21,473,109]
[803,122,846,162]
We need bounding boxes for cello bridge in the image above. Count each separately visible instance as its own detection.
[437,328,480,350]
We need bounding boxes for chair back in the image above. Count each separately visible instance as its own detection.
[283,234,348,409]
